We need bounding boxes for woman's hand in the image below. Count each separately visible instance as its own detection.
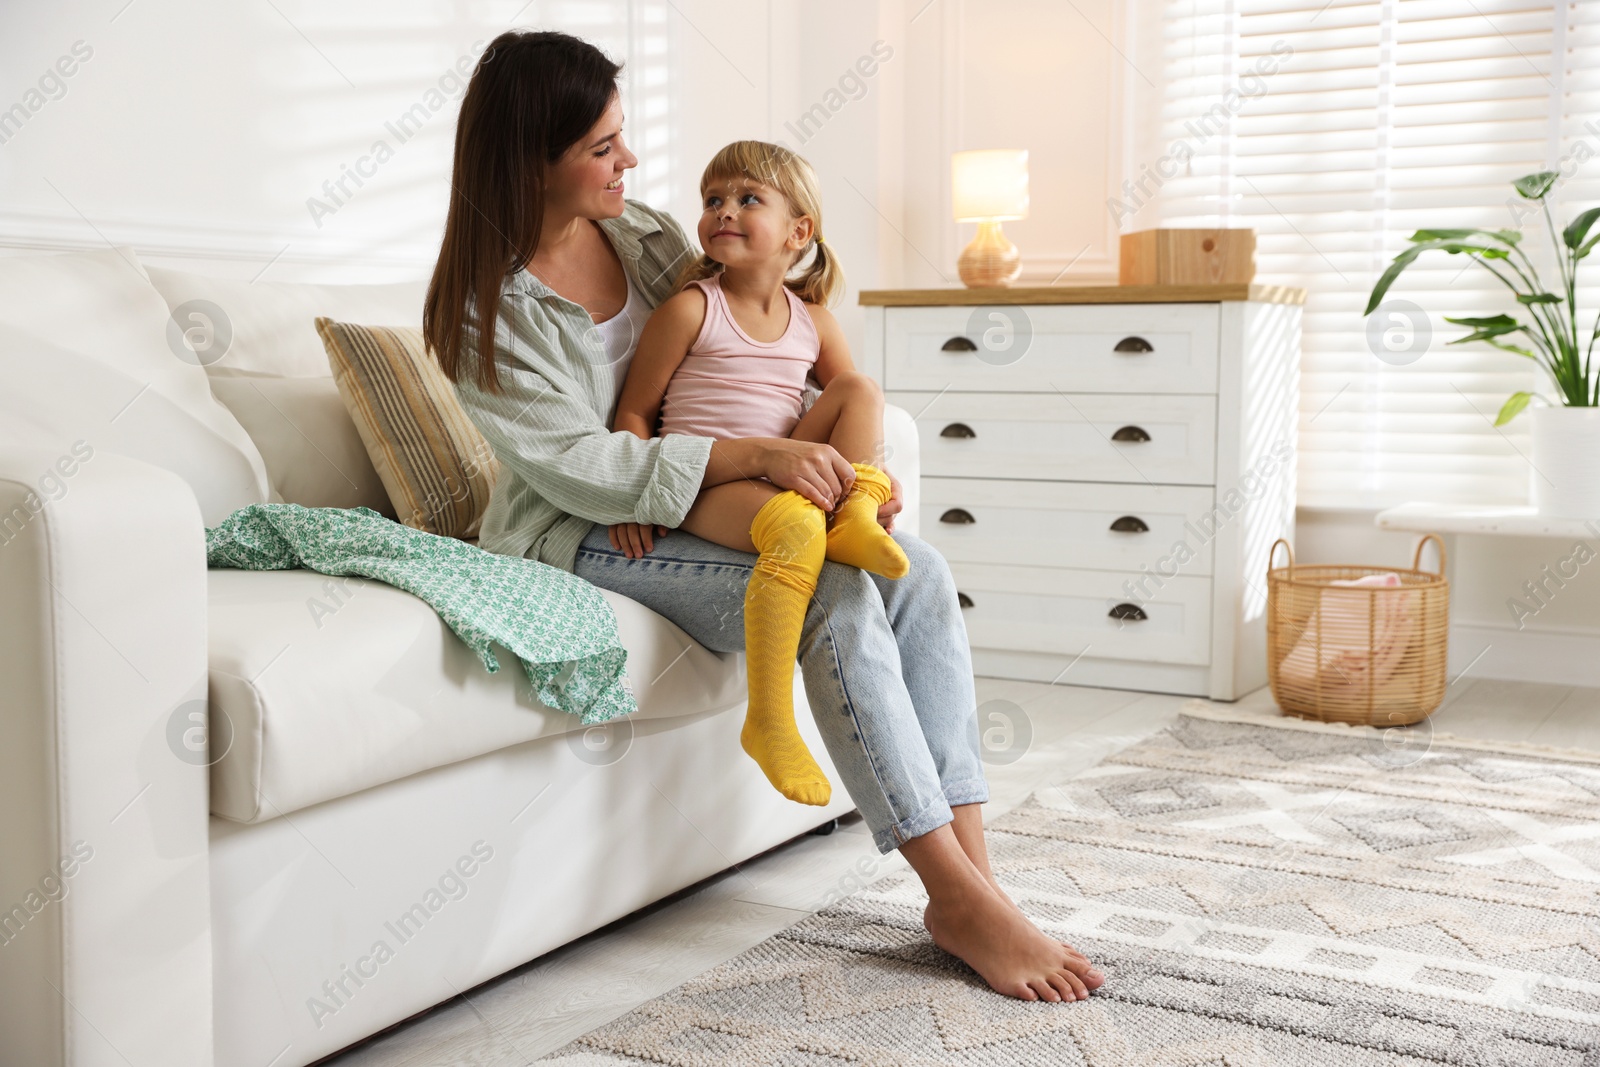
[609,522,669,559]
[877,469,904,533]
[758,438,857,512]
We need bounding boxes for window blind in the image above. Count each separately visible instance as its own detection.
[1145,0,1599,507]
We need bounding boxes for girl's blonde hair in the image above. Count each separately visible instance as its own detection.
[674,140,844,306]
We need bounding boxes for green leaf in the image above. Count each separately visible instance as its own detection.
[1495,391,1534,425]
[1442,314,1537,356]
[1563,206,1600,250]
[1365,239,1508,315]
[1513,172,1559,199]
[1578,233,1600,260]
[1443,314,1520,328]
[1410,228,1522,246]
[1443,314,1520,340]
[1484,338,1539,359]
[1516,292,1564,305]
[1366,244,1433,315]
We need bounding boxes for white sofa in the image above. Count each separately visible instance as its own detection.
[0,247,921,1067]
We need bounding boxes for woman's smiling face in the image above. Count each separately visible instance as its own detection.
[544,91,637,221]
[697,175,813,270]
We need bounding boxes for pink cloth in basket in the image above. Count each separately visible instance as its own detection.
[1277,572,1418,697]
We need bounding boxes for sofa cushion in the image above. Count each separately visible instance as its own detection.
[207,376,394,515]
[144,266,427,379]
[315,318,500,538]
[206,568,748,823]
[0,248,271,526]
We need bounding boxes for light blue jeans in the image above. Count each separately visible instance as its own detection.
[572,523,989,853]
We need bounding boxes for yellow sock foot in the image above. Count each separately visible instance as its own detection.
[826,463,909,579]
[743,490,832,806]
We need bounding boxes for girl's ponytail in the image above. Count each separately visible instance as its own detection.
[788,235,844,307]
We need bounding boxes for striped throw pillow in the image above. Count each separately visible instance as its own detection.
[315,318,500,539]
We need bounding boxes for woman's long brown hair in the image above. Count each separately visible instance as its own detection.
[424,30,622,395]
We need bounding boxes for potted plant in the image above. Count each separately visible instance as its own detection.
[1365,171,1599,517]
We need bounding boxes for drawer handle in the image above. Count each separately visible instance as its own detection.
[1111,425,1151,443]
[1114,336,1155,353]
[1109,515,1149,533]
[941,336,978,352]
[1108,602,1148,621]
[957,591,975,608]
[939,507,976,525]
[940,422,977,439]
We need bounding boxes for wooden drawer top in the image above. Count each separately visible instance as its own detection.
[859,283,1306,307]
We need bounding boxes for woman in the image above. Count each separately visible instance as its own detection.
[424,28,1103,1004]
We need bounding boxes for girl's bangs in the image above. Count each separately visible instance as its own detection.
[699,143,794,193]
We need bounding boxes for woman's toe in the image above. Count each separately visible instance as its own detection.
[1046,972,1076,1002]
[1061,968,1089,1000]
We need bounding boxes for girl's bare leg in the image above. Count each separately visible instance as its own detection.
[789,373,906,578]
[789,370,885,465]
[677,479,783,552]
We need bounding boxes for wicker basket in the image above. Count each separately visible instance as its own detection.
[1266,534,1450,726]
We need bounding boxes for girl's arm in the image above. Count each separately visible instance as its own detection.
[613,287,705,439]
[804,301,856,387]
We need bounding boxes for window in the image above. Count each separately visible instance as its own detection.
[1138,0,1600,507]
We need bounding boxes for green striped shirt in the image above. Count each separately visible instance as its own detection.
[453,199,712,571]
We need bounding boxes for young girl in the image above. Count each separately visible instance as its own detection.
[611,141,906,808]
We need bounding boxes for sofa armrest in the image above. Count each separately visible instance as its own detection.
[0,445,213,1067]
[883,403,921,538]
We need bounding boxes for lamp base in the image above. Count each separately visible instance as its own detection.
[958,220,1021,287]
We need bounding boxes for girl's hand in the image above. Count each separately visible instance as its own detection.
[609,522,669,559]
[876,469,904,533]
[761,439,856,512]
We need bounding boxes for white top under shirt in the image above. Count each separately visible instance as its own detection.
[594,270,651,400]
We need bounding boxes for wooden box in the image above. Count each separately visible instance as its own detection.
[1119,228,1256,286]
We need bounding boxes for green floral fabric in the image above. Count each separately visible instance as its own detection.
[204,504,635,724]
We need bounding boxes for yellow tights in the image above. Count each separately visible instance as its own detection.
[743,490,831,805]
[740,466,909,805]
[825,462,908,579]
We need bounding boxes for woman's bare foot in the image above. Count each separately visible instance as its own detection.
[923,887,1101,980]
[947,805,1097,969]
[921,876,1102,1002]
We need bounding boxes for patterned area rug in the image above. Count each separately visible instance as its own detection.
[538,714,1600,1065]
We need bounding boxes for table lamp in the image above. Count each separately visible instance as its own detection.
[952,149,1029,287]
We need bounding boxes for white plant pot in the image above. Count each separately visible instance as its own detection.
[1531,404,1600,518]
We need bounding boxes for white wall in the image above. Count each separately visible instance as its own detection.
[0,0,1120,328]
[0,1,903,340]
[893,0,1124,286]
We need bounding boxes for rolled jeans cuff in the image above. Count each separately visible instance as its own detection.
[873,794,954,855]
[942,777,990,809]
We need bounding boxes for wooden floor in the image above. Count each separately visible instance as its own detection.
[320,676,1600,1067]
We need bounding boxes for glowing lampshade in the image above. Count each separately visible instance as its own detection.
[951,150,1028,286]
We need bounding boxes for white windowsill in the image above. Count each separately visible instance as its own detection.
[1375,503,1599,539]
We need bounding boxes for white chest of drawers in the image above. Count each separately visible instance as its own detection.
[860,285,1304,701]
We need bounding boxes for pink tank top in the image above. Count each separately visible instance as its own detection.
[656,275,820,442]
